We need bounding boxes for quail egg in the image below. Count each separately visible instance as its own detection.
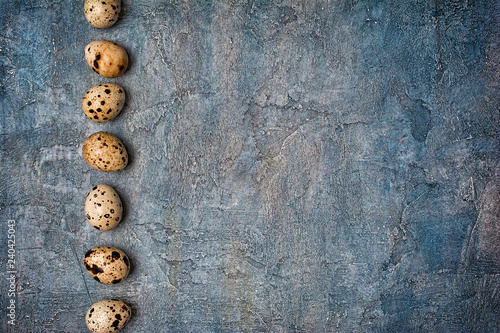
[82,83,125,123]
[85,184,123,231]
[84,246,130,285]
[82,132,128,172]
[86,298,131,333]
[85,40,128,78]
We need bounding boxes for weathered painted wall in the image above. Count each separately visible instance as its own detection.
[1,0,499,332]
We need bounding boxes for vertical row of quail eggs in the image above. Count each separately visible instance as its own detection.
[81,1,132,332]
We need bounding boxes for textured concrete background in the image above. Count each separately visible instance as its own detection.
[1,0,499,332]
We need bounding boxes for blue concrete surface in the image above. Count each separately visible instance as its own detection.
[0,0,499,332]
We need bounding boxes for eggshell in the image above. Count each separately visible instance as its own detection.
[83,246,130,285]
[85,184,123,231]
[82,83,125,123]
[85,40,128,78]
[86,298,131,333]
[83,0,121,29]
[82,132,128,172]
[84,0,121,29]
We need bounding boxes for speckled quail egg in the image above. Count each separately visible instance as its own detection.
[82,83,125,123]
[84,246,130,285]
[85,40,128,78]
[85,184,123,231]
[86,299,131,333]
[84,0,121,29]
[82,132,128,172]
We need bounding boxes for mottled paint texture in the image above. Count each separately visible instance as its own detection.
[0,0,499,332]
